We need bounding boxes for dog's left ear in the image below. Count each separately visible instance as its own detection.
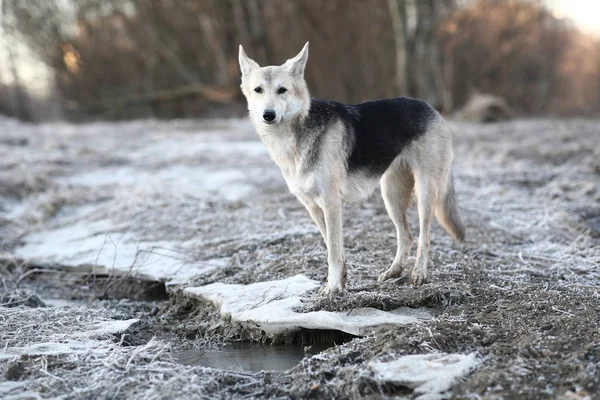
[283,42,309,77]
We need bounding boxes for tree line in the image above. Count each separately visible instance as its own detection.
[2,0,599,121]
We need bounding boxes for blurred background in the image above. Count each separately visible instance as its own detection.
[0,0,599,122]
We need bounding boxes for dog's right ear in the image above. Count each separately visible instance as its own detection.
[239,45,259,76]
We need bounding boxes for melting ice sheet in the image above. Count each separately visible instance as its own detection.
[184,275,433,336]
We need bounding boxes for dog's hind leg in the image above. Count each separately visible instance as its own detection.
[378,164,414,282]
[411,170,438,285]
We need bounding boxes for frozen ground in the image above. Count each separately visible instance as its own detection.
[0,116,599,399]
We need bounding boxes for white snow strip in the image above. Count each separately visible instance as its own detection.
[59,164,261,202]
[369,352,480,400]
[0,381,28,397]
[42,298,75,307]
[77,318,140,338]
[0,319,138,361]
[14,220,218,283]
[134,139,267,161]
[184,275,432,336]
[0,340,109,361]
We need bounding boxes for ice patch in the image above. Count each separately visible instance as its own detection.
[0,381,27,397]
[0,197,26,221]
[51,130,274,203]
[78,319,139,338]
[0,319,138,361]
[14,219,218,283]
[5,119,280,288]
[184,275,433,336]
[43,298,75,307]
[135,139,267,162]
[369,352,480,400]
[59,164,258,202]
[0,340,108,361]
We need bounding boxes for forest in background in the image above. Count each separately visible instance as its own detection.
[1,0,599,121]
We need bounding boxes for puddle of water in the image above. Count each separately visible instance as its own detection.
[175,342,333,372]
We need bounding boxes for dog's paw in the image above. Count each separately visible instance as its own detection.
[377,265,404,282]
[410,268,428,286]
[318,281,344,298]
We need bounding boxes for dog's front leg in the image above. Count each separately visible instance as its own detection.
[321,196,346,295]
[299,197,327,242]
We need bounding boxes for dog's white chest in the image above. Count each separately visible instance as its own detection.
[284,168,379,206]
[283,170,320,199]
[261,134,322,199]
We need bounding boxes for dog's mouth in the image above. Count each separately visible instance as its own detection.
[263,120,277,125]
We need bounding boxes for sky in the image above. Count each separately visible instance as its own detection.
[0,0,599,97]
[550,0,600,36]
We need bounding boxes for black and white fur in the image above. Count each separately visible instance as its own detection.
[239,42,465,295]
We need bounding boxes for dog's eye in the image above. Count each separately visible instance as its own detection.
[277,87,287,95]
[254,87,263,94]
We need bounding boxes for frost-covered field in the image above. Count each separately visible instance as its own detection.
[0,116,599,399]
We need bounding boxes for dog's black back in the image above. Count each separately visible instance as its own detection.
[304,98,437,176]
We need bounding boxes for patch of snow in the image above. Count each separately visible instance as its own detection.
[14,220,218,283]
[59,164,259,202]
[78,318,139,338]
[5,119,280,287]
[168,257,231,286]
[0,340,108,361]
[0,318,138,361]
[369,352,480,400]
[0,198,26,221]
[184,275,432,336]
[0,381,28,397]
[134,139,267,162]
[42,298,75,307]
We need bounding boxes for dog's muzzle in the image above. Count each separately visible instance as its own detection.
[263,110,276,124]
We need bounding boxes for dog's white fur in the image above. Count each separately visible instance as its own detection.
[239,43,464,295]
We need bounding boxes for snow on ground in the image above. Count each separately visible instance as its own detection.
[0,304,138,361]
[1,116,599,398]
[369,353,480,400]
[1,118,280,284]
[185,274,432,335]
[1,340,115,361]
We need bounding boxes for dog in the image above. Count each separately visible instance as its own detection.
[238,42,465,295]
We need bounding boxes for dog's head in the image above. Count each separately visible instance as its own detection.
[238,43,310,126]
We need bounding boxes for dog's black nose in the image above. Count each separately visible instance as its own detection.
[263,110,276,123]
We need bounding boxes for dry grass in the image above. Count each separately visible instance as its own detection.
[1,117,599,399]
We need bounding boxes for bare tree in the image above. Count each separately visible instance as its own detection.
[3,0,599,120]
[387,0,410,96]
[1,0,32,121]
[387,0,456,109]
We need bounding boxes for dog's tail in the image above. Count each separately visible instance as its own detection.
[436,173,465,242]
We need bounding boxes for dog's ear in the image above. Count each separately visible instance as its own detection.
[239,45,259,76]
[283,42,309,77]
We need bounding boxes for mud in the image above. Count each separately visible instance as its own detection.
[1,117,599,399]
